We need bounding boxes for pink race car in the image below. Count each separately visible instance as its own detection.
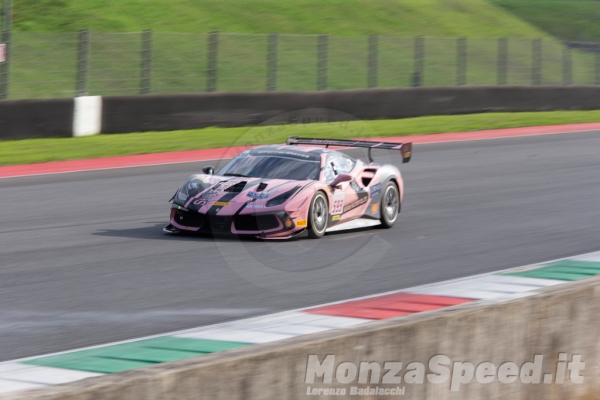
[164,137,412,239]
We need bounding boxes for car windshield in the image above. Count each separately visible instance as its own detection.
[218,153,321,181]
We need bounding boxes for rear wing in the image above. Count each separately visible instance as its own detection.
[286,137,412,163]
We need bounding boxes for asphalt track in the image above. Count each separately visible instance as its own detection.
[1,130,600,362]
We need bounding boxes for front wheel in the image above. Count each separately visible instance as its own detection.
[307,191,328,239]
[379,182,400,229]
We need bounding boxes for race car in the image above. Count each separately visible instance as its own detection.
[164,137,412,239]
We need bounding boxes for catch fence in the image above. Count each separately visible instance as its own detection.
[1,31,599,99]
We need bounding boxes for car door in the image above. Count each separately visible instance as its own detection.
[324,152,368,223]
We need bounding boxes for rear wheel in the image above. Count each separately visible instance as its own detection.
[379,182,400,229]
[307,191,328,239]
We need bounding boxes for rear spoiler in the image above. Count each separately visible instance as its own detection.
[286,137,412,163]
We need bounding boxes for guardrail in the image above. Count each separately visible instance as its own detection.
[2,86,600,140]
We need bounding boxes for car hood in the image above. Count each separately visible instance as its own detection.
[176,174,311,215]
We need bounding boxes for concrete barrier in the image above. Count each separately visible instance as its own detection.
[2,86,600,140]
[0,98,73,140]
[100,86,600,134]
[3,275,598,400]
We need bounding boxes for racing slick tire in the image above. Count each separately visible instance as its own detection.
[379,181,400,229]
[307,191,328,239]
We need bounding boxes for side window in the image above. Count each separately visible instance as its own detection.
[324,153,356,182]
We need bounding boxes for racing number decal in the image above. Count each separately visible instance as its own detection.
[331,192,345,215]
[332,199,343,214]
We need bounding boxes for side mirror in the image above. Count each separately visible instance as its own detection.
[202,165,215,175]
[330,173,352,188]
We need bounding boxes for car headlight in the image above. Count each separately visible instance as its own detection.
[174,176,211,205]
[176,189,188,203]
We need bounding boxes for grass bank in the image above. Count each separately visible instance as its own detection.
[14,0,547,37]
[2,111,600,166]
[491,0,600,42]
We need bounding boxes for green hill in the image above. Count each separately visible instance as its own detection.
[14,0,550,37]
[491,0,600,42]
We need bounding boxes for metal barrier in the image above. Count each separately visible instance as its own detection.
[1,32,600,99]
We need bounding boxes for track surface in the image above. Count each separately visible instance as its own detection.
[1,131,599,361]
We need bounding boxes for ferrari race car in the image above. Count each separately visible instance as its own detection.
[164,137,412,239]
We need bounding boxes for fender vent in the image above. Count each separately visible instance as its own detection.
[361,169,377,187]
[256,182,269,192]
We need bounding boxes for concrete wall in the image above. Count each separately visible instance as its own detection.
[0,98,73,140]
[3,276,598,400]
[100,86,600,133]
[3,86,600,139]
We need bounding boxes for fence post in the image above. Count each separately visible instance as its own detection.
[267,33,278,92]
[562,44,572,86]
[207,31,219,92]
[76,29,90,97]
[317,34,328,90]
[0,0,13,100]
[532,38,542,86]
[368,35,378,88]
[457,37,467,86]
[595,53,600,86]
[140,29,153,95]
[412,36,424,87]
[497,37,508,85]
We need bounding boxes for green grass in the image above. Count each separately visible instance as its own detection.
[491,0,600,42]
[2,111,600,166]
[14,0,549,37]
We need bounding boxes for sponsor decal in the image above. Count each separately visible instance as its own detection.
[255,149,312,159]
[213,201,230,207]
[246,204,265,209]
[331,192,345,215]
[371,204,379,214]
[193,199,207,207]
[200,189,221,199]
[404,151,412,158]
[344,196,368,213]
[247,190,273,200]
[332,215,341,221]
[296,220,308,227]
[187,181,203,190]
[370,183,382,197]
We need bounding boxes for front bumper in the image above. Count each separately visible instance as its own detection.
[168,208,303,238]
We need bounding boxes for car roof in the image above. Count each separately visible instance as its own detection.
[245,144,333,161]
